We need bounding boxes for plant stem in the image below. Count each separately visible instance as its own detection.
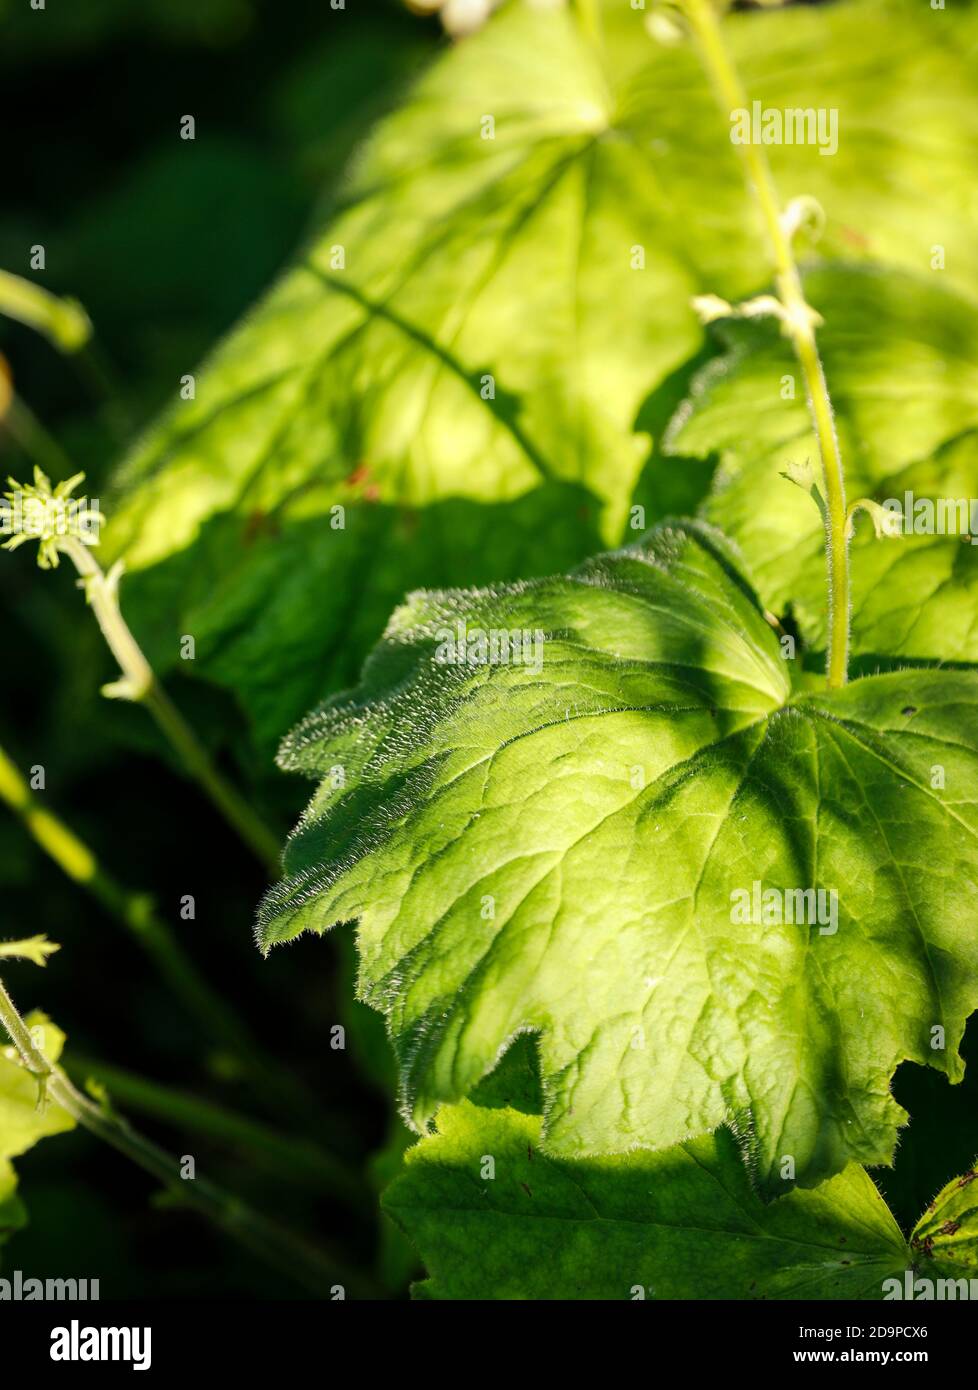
[0,270,129,442]
[681,0,850,688]
[55,535,281,871]
[0,269,92,354]
[0,975,372,1298]
[0,738,325,1130]
[67,1053,366,1206]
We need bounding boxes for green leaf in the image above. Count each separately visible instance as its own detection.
[103,0,978,749]
[0,1012,75,1161]
[666,266,978,665]
[909,1161,978,1285]
[468,1033,544,1118]
[383,1101,909,1300]
[0,1010,73,1264]
[258,519,978,1193]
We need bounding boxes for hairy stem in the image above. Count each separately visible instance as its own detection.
[682,0,850,688]
[55,536,281,870]
[67,1053,366,1205]
[0,975,371,1298]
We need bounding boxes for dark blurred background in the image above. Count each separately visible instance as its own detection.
[0,0,439,1299]
[3,0,977,1300]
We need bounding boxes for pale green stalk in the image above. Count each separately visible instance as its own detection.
[0,272,129,438]
[682,0,850,687]
[0,738,327,1132]
[56,535,281,870]
[67,1053,367,1206]
[0,270,91,354]
[0,974,373,1297]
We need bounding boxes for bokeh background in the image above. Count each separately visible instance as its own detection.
[3,0,978,1300]
[1,0,439,1299]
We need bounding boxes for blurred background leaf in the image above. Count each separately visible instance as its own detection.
[97,0,978,760]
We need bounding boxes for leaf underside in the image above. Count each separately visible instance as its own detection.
[103,0,978,750]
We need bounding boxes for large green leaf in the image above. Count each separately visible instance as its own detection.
[383,1101,909,1300]
[103,0,978,749]
[258,519,978,1194]
[667,266,978,664]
